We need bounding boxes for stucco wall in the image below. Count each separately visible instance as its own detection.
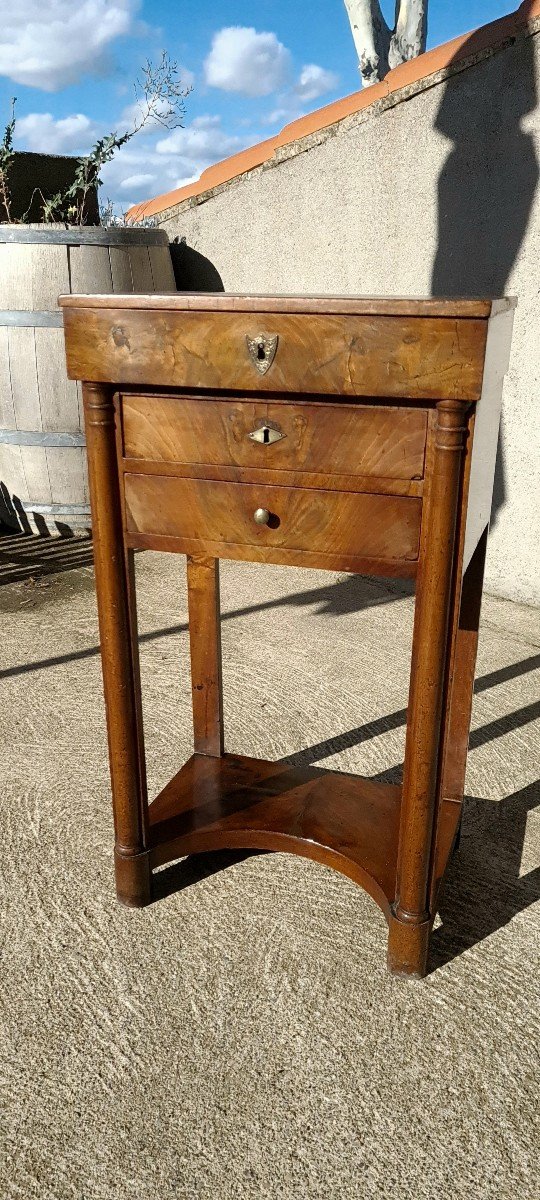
[159,31,540,606]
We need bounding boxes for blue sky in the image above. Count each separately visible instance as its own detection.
[0,1,513,213]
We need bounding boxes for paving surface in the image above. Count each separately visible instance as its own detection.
[1,535,539,1199]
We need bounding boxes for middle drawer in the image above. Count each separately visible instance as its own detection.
[121,394,427,482]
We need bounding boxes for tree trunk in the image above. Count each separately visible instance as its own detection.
[344,0,428,87]
[389,0,429,71]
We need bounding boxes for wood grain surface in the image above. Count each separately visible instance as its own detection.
[186,556,224,758]
[82,383,151,907]
[124,473,422,564]
[121,394,428,480]
[148,752,402,919]
[59,292,503,317]
[389,400,469,976]
[62,307,487,400]
[61,293,515,977]
[119,458,424,498]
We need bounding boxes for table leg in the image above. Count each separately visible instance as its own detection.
[440,526,488,807]
[430,526,488,893]
[83,383,151,906]
[187,555,224,757]
[388,400,468,977]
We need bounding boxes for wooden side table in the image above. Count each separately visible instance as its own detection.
[60,293,514,978]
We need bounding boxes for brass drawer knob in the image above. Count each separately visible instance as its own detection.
[253,507,271,525]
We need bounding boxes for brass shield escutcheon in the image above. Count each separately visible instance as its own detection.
[246,332,278,375]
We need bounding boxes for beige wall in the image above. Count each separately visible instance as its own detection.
[160,31,540,605]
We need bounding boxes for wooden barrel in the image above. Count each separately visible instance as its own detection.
[0,225,175,535]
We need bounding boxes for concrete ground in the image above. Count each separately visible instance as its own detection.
[1,533,539,1200]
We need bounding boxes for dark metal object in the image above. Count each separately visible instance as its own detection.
[0,310,63,328]
[0,429,86,447]
[248,424,284,445]
[0,226,169,246]
[246,332,279,375]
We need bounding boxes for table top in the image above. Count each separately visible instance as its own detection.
[58,292,515,318]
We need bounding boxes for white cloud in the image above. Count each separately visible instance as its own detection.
[98,148,173,213]
[156,115,242,166]
[98,115,250,212]
[0,0,138,91]
[263,107,292,127]
[99,146,167,194]
[15,112,98,154]
[294,64,339,102]
[173,172,199,190]
[204,26,291,97]
[118,172,156,192]
[263,62,340,127]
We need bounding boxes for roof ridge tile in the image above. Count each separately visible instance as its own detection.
[128,2,540,222]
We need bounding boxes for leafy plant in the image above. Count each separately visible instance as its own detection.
[98,197,158,228]
[1,53,191,226]
[0,97,16,223]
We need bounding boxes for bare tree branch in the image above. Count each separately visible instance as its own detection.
[389,0,428,71]
[344,0,428,86]
[343,0,391,85]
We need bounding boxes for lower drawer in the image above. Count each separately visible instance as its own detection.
[124,474,422,564]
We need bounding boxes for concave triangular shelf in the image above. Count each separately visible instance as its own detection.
[148,753,402,918]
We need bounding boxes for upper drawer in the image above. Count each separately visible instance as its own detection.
[122,395,427,481]
[64,308,487,400]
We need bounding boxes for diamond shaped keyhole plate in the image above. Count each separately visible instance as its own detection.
[248,424,284,445]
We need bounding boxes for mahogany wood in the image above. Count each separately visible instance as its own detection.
[186,555,224,757]
[120,457,424,498]
[82,382,151,905]
[62,307,487,400]
[125,532,419,579]
[124,473,422,565]
[121,395,428,480]
[61,294,515,978]
[60,293,499,317]
[148,752,401,919]
[390,400,469,977]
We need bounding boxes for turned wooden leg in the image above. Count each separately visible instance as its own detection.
[388,400,468,978]
[186,555,224,756]
[83,383,151,906]
[387,912,431,979]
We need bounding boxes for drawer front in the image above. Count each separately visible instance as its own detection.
[124,474,422,563]
[122,395,427,481]
[65,308,486,400]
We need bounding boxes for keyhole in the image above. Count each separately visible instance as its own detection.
[261,427,271,443]
[257,341,266,362]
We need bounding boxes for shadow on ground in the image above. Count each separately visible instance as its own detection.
[155,648,540,974]
[430,778,540,972]
[3,540,538,976]
[0,561,412,675]
[0,530,94,587]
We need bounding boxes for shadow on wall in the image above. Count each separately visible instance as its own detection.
[169,236,224,291]
[432,2,539,527]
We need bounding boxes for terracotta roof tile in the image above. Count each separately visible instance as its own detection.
[273,81,388,148]
[128,2,540,222]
